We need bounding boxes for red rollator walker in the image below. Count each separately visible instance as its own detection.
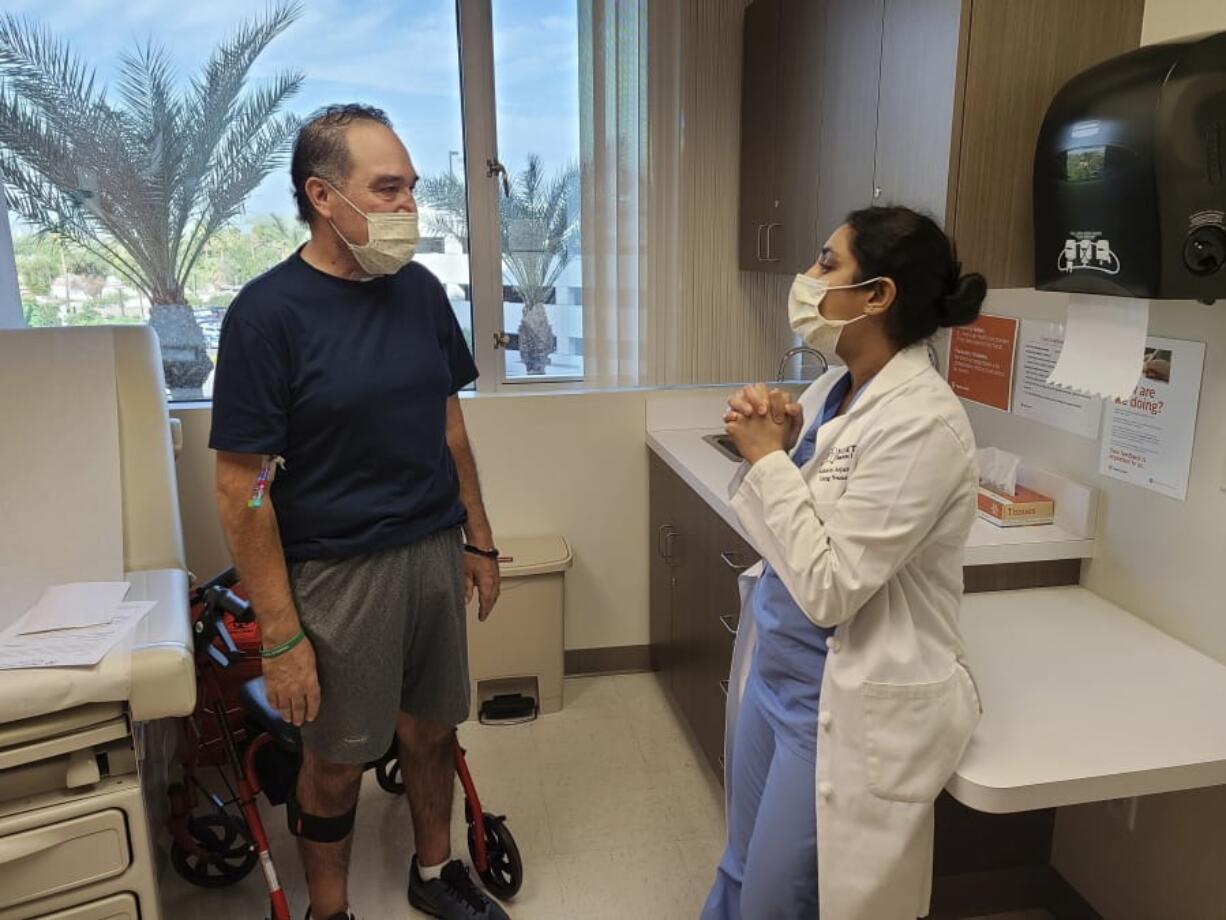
[167,568,523,920]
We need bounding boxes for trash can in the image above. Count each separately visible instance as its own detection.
[466,535,573,723]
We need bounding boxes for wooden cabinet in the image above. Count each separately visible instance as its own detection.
[738,0,821,274]
[949,0,1146,288]
[873,0,965,223]
[737,0,780,271]
[813,0,884,243]
[649,454,756,777]
[739,0,1145,287]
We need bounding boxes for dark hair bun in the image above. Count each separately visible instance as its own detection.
[938,272,987,328]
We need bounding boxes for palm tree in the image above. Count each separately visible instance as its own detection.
[0,4,304,392]
[418,155,579,374]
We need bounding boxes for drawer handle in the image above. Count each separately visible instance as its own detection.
[719,614,739,636]
[0,825,78,866]
[719,551,754,571]
[719,679,730,698]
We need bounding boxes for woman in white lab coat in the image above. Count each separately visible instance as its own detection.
[700,206,987,920]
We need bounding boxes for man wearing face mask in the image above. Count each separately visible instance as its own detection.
[210,104,509,920]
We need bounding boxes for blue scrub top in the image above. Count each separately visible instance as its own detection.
[750,373,861,757]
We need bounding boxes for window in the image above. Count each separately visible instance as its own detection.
[490,0,584,381]
[0,0,596,398]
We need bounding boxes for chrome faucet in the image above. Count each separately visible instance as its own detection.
[776,346,829,382]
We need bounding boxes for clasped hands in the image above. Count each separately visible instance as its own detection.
[724,384,804,465]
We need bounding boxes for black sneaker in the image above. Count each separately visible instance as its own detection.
[304,912,354,920]
[408,857,511,919]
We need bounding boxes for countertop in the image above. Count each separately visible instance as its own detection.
[646,428,1096,568]
[950,587,1226,812]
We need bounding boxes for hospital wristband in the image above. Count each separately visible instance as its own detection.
[259,628,306,659]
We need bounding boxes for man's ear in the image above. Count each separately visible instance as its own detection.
[305,176,334,222]
[864,277,897,316]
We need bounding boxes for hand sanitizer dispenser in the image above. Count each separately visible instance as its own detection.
[1034,31,1226,303]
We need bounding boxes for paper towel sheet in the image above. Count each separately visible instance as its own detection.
[1048,295,1148,400]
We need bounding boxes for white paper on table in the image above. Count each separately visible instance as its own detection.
[1099,337,1205,501]
[1013,320,1105,439]
[0,328,125,630]
[15,582,131,634]
[1048,295,1149,401]
[0,601,157,670]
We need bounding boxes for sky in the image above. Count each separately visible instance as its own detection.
[2,0,581,228]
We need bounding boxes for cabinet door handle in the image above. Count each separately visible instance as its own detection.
[658,525,677,562]
[719,679,730,698]
[755,223,765,261]
[719,614,739,636]
[765,223,781,261]
[720,551,754,571]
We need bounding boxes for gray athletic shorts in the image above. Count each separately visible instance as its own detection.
[286,527,470,764]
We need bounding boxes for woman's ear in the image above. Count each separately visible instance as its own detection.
[863,277,896,315]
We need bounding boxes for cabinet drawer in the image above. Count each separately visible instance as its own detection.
[0,810,130,910]
[710,524,758,608]
[32,893,137,920]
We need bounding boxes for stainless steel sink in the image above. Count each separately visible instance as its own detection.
[703,433,742,463]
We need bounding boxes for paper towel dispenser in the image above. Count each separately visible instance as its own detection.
[1034,31,1226,302]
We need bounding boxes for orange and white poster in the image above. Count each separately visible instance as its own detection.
[946,314,1019,412]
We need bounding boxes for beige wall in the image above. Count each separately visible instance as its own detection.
[174,388,737,655]
[965,3,1226,917]
[964,290,1226,661]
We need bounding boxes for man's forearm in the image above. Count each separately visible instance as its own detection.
[216,495,301,643]
[452,442,494,547]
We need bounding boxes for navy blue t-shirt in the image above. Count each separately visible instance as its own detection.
[208,250,479,561]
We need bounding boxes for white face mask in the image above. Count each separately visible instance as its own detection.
[326,182,419,276]
[787,273,881,354]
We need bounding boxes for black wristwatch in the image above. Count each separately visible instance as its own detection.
[464,544,500,560]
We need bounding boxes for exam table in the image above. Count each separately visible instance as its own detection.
[0,327,195,920]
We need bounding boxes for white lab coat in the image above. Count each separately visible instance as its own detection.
[724,343,982,920]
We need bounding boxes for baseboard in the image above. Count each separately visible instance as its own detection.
[929,864,1102,920]
[964,558,1082,593]
[564,644,653,675]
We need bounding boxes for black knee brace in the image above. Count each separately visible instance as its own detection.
[286,787,357,843]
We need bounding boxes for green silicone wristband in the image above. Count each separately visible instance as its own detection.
[259,628,305,659]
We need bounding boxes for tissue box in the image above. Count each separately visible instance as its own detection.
[977,484,1055,527]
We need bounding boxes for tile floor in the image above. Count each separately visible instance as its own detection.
[158,672,1057,920]
[160,673,728,920]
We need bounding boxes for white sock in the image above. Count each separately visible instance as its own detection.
[418,856,448,882]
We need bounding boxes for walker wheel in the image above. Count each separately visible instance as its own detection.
[170,812,257,888]
[375,755,405,794]
[469,813,523,900]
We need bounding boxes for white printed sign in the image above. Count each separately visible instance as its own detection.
[1098,337,1205,501]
